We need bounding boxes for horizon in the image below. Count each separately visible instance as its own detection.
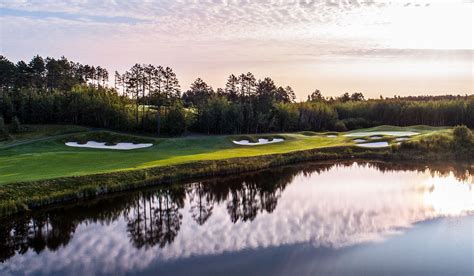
[1,0,472,100]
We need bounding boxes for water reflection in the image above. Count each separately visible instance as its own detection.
[125,188,185,249]
[0,161,472,274]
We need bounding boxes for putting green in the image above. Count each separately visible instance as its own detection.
[0,125,449,184]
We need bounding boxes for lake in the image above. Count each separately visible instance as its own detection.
[1,161,473,276]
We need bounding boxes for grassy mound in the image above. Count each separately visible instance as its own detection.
[0,124,89,147]
[397,126,474,159]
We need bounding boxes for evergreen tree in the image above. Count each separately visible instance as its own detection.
[10,116,21,134]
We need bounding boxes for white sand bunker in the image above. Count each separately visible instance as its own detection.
[233,138,284,146]
[65,141,153,150]
[327,135,337,138]
[353,139,366,143]
[345,131,419,137]
[369,136,383,139]
[356,142,390,148]
[395,137,410,141]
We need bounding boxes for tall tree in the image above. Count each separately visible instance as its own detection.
[307,89,324,102]
[224,74,239,102]
[182,78,214,107]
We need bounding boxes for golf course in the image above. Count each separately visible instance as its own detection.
[0,124,451,184]
[1,123,472,218]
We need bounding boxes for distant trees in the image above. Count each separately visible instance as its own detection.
[0,54,108,92]
[224,74,239,102]
[333,96,474,129]
[0,116,7,139]
[0,55,473,136]
[0,56,18,91]
[164,102,187,135]
[9,116,21,133]
[183,78,214,107]
[307,89,324,102]
[350,92,365,101]
[0,55,135,131]
[114,64,181,134]
[187,74,298,134]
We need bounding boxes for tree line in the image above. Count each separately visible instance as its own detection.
[1,55,473,136]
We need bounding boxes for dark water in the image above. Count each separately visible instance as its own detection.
[1,161,473,276]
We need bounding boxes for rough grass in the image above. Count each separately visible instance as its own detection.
[0,124,89,147]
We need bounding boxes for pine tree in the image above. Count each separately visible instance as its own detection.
[10,116,21,134]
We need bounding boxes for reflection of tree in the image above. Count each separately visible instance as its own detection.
[227,182,259,223]
[187,182,214,225]
[222,168,296,223]
[0,219,29,262]
[125,187,185,249]
[367,161,474,182]
[0,213,75,262]
[0,193,138,263]
[1,160,472,263]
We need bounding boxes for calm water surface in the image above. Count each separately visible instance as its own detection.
[1,161,473,275]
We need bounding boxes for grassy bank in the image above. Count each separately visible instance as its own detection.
[0,146,389,217]
[0,124,470,217]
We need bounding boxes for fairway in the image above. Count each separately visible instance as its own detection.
[0,125,449,184]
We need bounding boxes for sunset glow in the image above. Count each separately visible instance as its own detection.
[1,0,472,98]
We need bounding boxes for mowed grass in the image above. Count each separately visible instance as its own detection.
[0,125,449,184]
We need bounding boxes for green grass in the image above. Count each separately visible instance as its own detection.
[0,124,89,147]
[0,125,449,184]
[346,125,448,133]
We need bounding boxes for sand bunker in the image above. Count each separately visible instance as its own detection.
[356,142,390,148]
[345,131,419,137]
[369,136,383,139]
[353,139,366,143]
[395,137,410,141]
[327,135,337,138]
[233,138,284,146]
[65,141,153,150]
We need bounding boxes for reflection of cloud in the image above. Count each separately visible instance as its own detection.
[1,163,472,275]
[423,173,474,216]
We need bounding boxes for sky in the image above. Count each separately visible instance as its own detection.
[0,0,473,99]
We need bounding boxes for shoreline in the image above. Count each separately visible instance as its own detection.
[0,145,470,218]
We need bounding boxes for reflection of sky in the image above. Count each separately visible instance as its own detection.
[1,163,473,275]
[1,1,472,98]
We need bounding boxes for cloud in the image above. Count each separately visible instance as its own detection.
[332,48,474,59]
[2,1,471,47]
[1,0,471,97]
[2,0,470,46]
[0,7,147,24]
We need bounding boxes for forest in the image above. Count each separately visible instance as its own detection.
[1,55,473,136]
